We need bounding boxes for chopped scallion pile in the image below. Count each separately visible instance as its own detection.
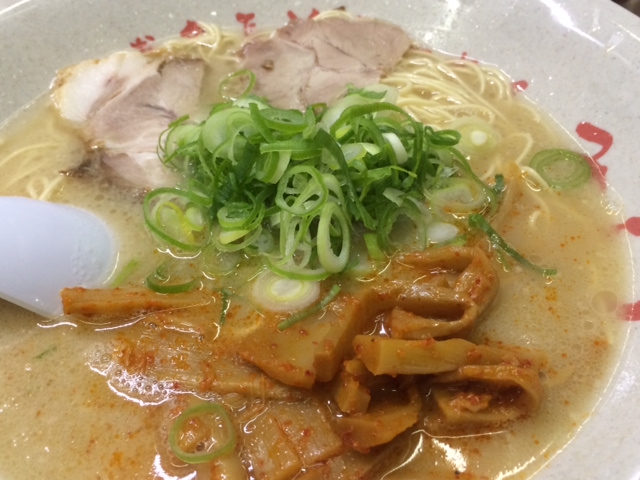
[145,84,500,280]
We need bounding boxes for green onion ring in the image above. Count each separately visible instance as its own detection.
[143,188,210,252]
[146,263,200,294]
[275,165,328,216]
[169,403,236,464]
[218,69,256,100]
[529,148,591,190]
[317,202,351,273]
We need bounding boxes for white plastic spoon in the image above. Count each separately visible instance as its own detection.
[0,196,117,317]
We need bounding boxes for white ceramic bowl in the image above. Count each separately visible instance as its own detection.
[1,0,639,478]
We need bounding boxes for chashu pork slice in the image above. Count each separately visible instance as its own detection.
[241,16,412,110]
[52,50,205,189]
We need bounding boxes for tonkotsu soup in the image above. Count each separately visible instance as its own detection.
[0,12,632,480]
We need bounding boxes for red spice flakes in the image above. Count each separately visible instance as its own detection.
[467,348,484,363]
[544,286,557,302]
[85,438,97,454]
[109,451,124,469]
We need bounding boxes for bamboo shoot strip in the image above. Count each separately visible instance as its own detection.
[353,335,477,376]
[61,286,218,316]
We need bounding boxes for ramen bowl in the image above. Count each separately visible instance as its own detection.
[0,0,639,478]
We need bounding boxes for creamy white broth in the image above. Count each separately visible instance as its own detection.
[0,20,633,480]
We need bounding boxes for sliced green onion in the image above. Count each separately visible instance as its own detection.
[328,102,411,138]
[255,151,291,184]
[217,229,250,245]
[275,165,328,216]
[276,212,313,261]
[251,271,320,312]
[450,117,499,155]
[144,188,210,252]
[426,222,459,244]
[217,199,264,231]
[278,284,341,330]
[429,177,489,216]
[265,256,330,282]
[109,259,140,288]
[429,128,461,147]
[258,107,309,134]
[313,127,374,229]
[449,148,501,217]
[34,345,57,360]
[146,278,199,294]
[469,214,557,277]
[377,202,427,252]
[363,232,386,262]
[146,262,200,294]
[382,131,408,164]
[316,202,351,273]
[202,247,241,277]
[169,403,236,464]
[492,173,507,196]
[250,229,276,255]
[341,142,381,163]
[529,149,591,190]
[260,139,321,160]
[201,107,256,157]
[383,187,406,207]
[320,86,390,129]
[322,174,346,206]
[162,122,202,162]
[150,85,510,281]
[219,69,256,100]
[213,225,263,253]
